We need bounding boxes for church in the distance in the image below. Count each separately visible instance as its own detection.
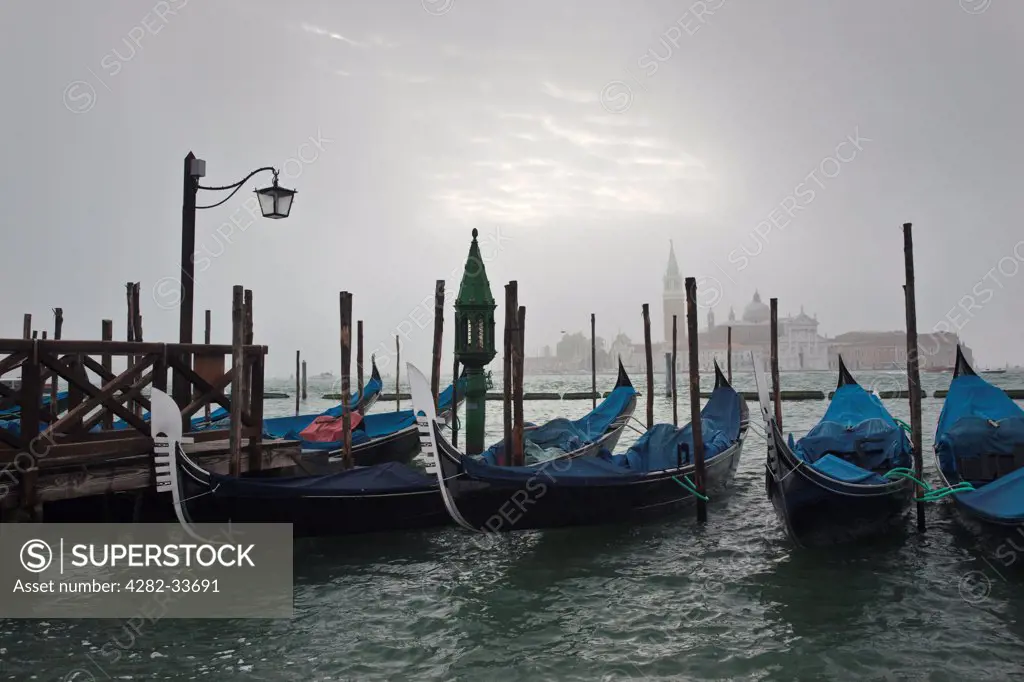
[660,242,829,371]
[657,242,966,372]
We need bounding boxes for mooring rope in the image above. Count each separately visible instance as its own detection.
[672,474,710,502]
[882,466,975,501]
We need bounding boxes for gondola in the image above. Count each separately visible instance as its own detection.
[933,346,1024,532]
[153,367,640,537]
[414,360,747,533]
[266,366,465,469]
[475,359,637,466]
[754,355,915,547]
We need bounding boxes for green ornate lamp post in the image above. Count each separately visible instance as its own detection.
[454,228,497,455]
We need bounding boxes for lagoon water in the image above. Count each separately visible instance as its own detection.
[3,369,1024,681]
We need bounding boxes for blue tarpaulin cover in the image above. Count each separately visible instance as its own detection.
[935,374,1024,478]
[464,383,742,484]
[810,454,886,484]
[934,372,1024,520]
[609,385,741,473]
[463,449,646,486]
[208,461,436,497]
[480,384,636,465]
[262,410,417,450]
[954,465,1024,520]
[791,384,912,473]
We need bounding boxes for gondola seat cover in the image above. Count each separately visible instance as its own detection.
[613,386,741,473]
[809,454,886,484]
[792,384,912,471]
[207,461,436,497]
[953,465,1024,520]
[299,412,365,442]
[480,384,636,465]
[935,374,1024,480]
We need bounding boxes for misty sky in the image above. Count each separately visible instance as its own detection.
[3,0,1022,377]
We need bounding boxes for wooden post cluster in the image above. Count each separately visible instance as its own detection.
[339,292,354,469]
[685,278,708,522]
[903,222,926,532]
[642,303,654,430]
[770,298,782,431]
[431,280,445,405]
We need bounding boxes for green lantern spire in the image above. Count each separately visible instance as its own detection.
[454,228,497,454]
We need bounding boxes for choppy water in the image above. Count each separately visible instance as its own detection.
[3,370,1024,681]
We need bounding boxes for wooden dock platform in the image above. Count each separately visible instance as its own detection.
[0,334,298,521]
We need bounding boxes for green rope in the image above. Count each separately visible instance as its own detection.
[672,475,709,502]
[882,467,974,502]
[893,418,912,434]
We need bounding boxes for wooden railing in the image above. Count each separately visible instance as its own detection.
[0,339,268,515]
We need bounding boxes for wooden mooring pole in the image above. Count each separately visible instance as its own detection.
[451,356,460,448]
[357,320,364,399]
[770,298,782,432]
[301,360,307,401]
[242,289,253,417]
[101,319,113,429]
[903,222,926,532]
[503,282,517,465]
[672,314,678,426]
[727,326,733,383]
[295,351,300,416]
[512,305,526,467]
[340,292,354,469]
[642,303,654,430]
[22,314,31,340]
[229,285,244,476]
[51,308,63,421]
[395,335,401,411]
[431,280,445,405]
[204,309,211,421]
[686,277,707,522]
[664,353,672,398]
[591,313,597,410]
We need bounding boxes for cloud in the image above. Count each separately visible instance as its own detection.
[300,23,397,49]
[541,81,599,104]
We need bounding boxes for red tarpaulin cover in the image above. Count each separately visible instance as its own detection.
[299,413,364,442]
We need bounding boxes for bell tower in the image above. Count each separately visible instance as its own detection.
[663,240,686,342]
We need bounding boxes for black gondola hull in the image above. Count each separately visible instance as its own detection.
[176,456,447,537]
[766,424,913,547]
[432,422,744,532]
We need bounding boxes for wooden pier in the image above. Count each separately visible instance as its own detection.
[0,337,299,521]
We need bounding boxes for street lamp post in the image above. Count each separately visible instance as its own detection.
[173,151,296,408]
